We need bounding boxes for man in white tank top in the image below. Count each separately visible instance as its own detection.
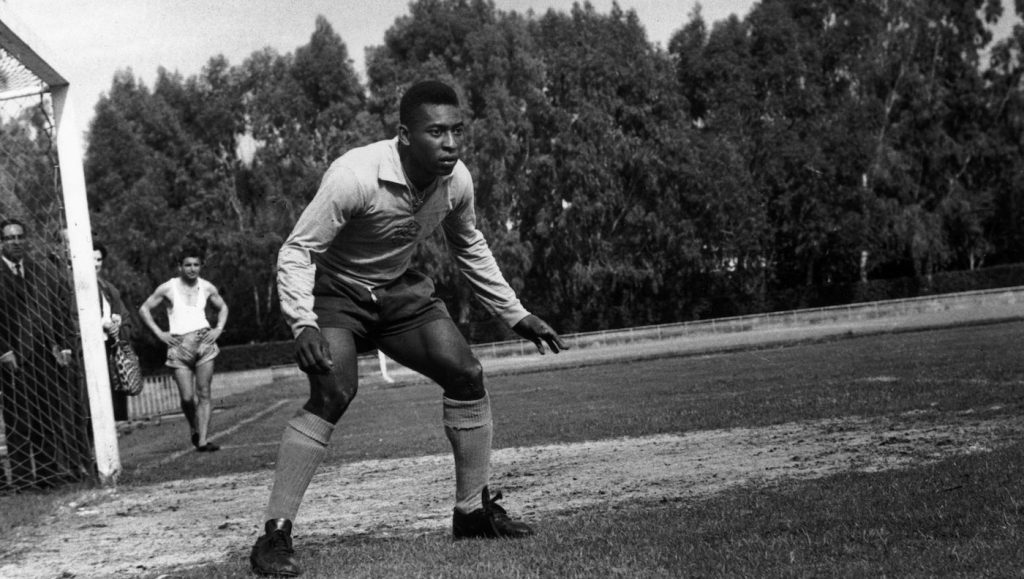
[139,248,229,452]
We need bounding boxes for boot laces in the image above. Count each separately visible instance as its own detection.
[483,490,511,519]
[268,529,295,555]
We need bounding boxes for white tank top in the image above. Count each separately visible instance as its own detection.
[167,278,212,335]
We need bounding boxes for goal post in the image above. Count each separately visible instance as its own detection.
[0,4,120,487]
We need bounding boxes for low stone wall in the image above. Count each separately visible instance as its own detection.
[130,354,386,420]
[128,286,1024,420]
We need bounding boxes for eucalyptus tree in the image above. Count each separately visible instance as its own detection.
[855,0,1004,280]
[979,3,1024,264]
[670,9,772,313]
[673,0,1008,303]
[85,69,198,305]
[522,3,716,327]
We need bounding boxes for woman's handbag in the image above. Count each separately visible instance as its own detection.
[110,338,144,396]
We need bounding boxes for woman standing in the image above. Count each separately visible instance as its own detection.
[94,242,133,421]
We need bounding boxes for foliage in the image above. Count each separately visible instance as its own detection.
[86,18,368,351]
[0,102,68,256]
[83,0,1024,348]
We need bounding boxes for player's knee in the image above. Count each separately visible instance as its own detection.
[305,376,357,423]
[442,357,485,401]
[322,386,356,413]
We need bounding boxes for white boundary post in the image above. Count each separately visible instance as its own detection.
[0,4,121,484]
[53,86,121,484]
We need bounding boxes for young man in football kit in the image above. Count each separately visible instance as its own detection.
[249,80,566,576]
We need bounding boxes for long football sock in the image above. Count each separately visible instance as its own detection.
[443,394,493,514]
[264,410,334,523]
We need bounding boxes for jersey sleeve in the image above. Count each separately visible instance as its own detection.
[442,174,530,328]
[278,163,361,337]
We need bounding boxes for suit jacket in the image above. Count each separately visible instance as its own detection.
[0,258,74,361]
[98,275,133,343]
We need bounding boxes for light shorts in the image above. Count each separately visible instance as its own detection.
[312,269,450,353]
[165,328,219,369]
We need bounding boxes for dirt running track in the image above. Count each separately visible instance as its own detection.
[0,409,1021,578]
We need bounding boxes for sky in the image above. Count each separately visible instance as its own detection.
[1,0,758,123]
[1,0,1019,126]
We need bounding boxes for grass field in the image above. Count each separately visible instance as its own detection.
[2,320,1024,577]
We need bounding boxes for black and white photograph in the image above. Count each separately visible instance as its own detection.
[0,0,1022,577]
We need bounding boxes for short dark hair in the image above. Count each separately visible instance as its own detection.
[94,242,107,260]
[178,245,204,264]
[399,80,460,126]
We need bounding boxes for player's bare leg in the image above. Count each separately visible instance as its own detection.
[172,367,200,449]
[251,327,358,577]
[378,318,533,539]
[193,361,218,451]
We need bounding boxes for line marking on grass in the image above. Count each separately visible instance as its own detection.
[141,399,292,471]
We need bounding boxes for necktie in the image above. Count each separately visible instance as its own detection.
[15,263,22,278]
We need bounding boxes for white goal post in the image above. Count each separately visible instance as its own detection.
[0,4,119,486]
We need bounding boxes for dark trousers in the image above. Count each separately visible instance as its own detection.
[1,352,91,489]
[111,390,128,421]
[105,341,129,421]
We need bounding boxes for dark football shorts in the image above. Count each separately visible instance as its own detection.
[312,269,450,353]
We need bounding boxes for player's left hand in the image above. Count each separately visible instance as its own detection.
[512,314,568,355]
[203,328,222,344]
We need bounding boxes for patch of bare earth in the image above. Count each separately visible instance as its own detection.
[0,409,1020,578]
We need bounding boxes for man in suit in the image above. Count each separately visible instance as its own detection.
[0,218,85,490]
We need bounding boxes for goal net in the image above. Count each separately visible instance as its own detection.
[0,6,119,492]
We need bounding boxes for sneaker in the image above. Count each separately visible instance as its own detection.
[196,442,220,452]
[250,518,301,577]
[452,486,534,539]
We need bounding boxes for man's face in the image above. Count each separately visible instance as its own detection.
[179,256,202,281]
[400,104,464,178]
[93,249,104,274]
[1,224,26,262]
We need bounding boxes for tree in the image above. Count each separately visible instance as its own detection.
[523,3,712,327]
[86,17,376,345]
[981,1,1024,264]
[673,0,1008,303]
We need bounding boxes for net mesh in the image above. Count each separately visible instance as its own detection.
[0,81,94,490]
[0,44,46,99]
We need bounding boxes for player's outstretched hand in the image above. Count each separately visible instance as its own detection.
[512,314,568,355]
[295,327,334,374]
